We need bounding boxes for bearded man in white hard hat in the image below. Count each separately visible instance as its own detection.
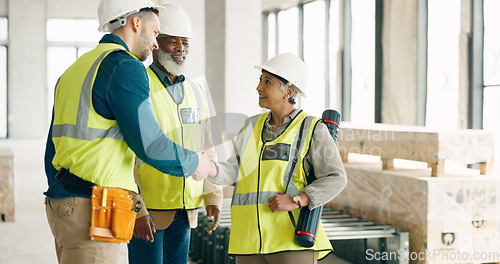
[127,3,223,264]
[43,0,217,263]
[206,53,347,264]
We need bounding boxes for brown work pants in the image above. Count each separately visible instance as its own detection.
[236,251,318,264]
[45,197,120,264]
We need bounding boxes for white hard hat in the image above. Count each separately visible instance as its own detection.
[255,53,308,97]
[156,2,193,38]
[98,0,167,33]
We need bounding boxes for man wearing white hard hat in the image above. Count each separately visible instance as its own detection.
[43,0,216,263]
[127,2,223,264]
[206,53,347,264]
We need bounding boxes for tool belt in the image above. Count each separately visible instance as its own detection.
[55,168,95,196]
[89,186,137,243]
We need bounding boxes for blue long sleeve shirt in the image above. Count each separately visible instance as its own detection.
[44,34,199,199]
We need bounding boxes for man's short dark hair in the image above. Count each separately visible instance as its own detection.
[139,7,160,16]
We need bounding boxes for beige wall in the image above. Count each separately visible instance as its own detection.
[0,0,6,16]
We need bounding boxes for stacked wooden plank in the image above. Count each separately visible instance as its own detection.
[0,147,14,221]
[337,123,494,177]
[331,124,499,264]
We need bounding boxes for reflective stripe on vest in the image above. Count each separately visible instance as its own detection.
[138,68,207,210]
[52,48,124,140]
[51,43,138,192]
[228,111,332,258]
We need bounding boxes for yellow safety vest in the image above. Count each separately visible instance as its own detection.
[229,111,332,260]
[137,67,207,210]
[51,43,138,193]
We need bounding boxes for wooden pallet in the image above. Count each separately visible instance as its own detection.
[337,123,495,177]
[329,159,500,264]
[0,148,14,221]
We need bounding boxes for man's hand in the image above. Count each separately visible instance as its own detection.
[133,215,156,242]
[268,192,299,213]
[205,205,221,233]
[192,152,217,181]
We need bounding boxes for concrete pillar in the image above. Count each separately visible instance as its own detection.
[205,0,226,117]
[205,0,262,118]
[0,0,6,15]
[8,0,48,138]
[205,0,262,161]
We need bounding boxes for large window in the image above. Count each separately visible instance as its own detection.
[0,18,7,138]
[263,0,491,135]
[266,12,277,60]
[278,7,299,56]
[264,1,342,118]
[302,0,326,117]
[263,0,374,121]
[426,1,460,128]
[350,0,375,124]
[46,18,102,116]
[328,0,341,111]
[483,0,500,87]
[483,0,500,175]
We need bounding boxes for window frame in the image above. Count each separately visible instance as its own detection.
[0,17,8,138]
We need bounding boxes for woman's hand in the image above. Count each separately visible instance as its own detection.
[268,191,299,213]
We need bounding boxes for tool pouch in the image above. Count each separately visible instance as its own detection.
[89,186,137,243]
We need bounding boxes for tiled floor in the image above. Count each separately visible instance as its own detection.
[0,139,351,264]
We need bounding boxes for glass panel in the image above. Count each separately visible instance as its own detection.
[329,0,340,110]
[47,47,77,116]
[47,19,101,120]
[47,19,102,42]
[483,0,500,176]
[426,0,460,128]
[267,13,277,59]
[0,18,7,40]
[76,19,102,43]
[483,87,500,176]
[302,0,326,117]
[484,0,500,86]
[350,0,375,124]
[47,19,78,42]
[277,7,299,55]
[0,46,6,138]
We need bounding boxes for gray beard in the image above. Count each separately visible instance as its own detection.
[157,49,186,76]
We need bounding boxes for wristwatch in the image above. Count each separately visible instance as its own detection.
[292,195,302,208]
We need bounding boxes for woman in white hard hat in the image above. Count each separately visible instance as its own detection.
[207,53,347,264]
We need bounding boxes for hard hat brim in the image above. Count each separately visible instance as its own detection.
[155,5,167,17]
[254,65,307,98]
[98,4,167,32]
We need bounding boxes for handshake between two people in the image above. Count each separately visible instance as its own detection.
[191,152,217,181]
